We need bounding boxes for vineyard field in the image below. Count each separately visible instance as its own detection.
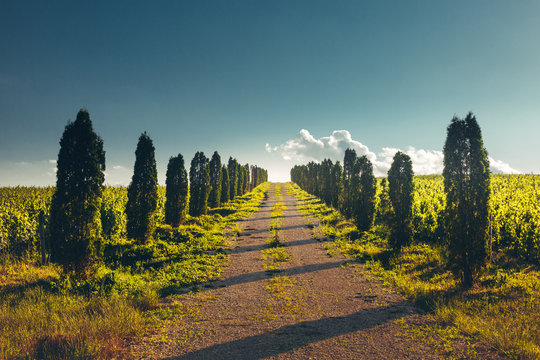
[3,175,538,264]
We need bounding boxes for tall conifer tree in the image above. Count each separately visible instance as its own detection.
[388,151,414,251]
[208,151,222,208]
[353,155,376,232]
[340,148,357,217]
[220,165,230,204]
[165,154,188,227]
[228,157,237,200]
[243,164,250,193]
[126,133,158,243]
[376,178,393,227]
[321,159,333,206]
[443,112,490,287]
[189,152,211,216]
[237,164,245,197]
[49,109,105,275]
[331,161,342,208]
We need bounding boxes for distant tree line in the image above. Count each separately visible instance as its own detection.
[291,112,490,288]
[48,109,268,277]
[290,150,378,233]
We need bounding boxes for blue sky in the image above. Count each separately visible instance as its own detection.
[1,1,539,185]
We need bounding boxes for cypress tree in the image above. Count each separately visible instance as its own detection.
[49,109,105,276]
[388,151,414,252]
[331,161,342,209]
[237,164,245,197]
[321,159,333,206]
[353,155,376,232]
[443,112,490,288]
[251,166,257,189]
[165,154,188,227]
[189,151,211,217]
[340,148,357,217]
[228,157,237,200]
[220,165,230,204]
[376,178,393,227]
[243,164,250,193]
[208,151,222,208]
[126,132,158,243]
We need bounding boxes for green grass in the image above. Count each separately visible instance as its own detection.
[0,183,270,359]
[262,247,292,271]
[286,181,540,360]
[267,184,286,248]
[255,276,306,322]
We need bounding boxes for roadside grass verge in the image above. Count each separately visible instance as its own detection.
[286,181,540,360]
[0,183,269,359]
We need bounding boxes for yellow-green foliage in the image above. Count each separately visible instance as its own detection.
[490,175,540,262]
[0,183,269,358]
[288,180,540,359]
[0,187,54,259]
[410,175,540,263]
[257,276,305,321]
[411,176,446,243]
[0,287,145,359]
[262,247,292,271]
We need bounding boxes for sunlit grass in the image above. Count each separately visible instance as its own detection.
[0,183,270,359]
[262,247,292,271]
[254,276,306,322]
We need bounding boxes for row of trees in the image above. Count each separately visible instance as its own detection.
[291,112,490,287]
[290,149,379,232]
[48,109,268,276]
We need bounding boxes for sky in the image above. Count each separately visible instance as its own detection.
[1,1,539,185]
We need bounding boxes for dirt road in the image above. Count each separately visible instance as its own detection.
[132,183,503,360]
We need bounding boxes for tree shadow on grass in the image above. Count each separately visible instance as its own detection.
[161,301,412,360]
[0,279,56,304]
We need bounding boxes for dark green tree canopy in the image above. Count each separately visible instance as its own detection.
[388,151,414,251]
[343,148,357,181]
[320,159,334,206]
[237,163,245,197]
[189,151,211,217]
[352,155,376,232]
[331,161,342,209]
[443,112,490,287]
[340,148,358,217]
[49,109,105,275]
[165,154,189,227]
[220,165,230,205]
[208,151,222,208]
[228,157,238,200]
[242,163,250,194]
[126,132,158,243]
[376,178,393,227]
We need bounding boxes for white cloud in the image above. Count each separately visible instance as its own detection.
[266,129,519,176]
[489,157,519,174]
[266,129,376,163]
